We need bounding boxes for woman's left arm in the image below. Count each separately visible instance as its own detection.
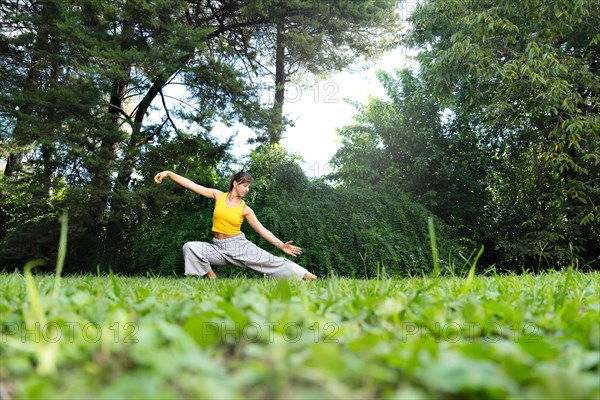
[243,205,302,257]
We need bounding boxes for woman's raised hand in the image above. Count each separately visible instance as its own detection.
[154,171,170,184]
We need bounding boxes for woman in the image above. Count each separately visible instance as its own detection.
[154,170,318,280]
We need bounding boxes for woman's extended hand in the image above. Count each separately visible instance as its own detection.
[154,171,170,184]
[280,241,302,257]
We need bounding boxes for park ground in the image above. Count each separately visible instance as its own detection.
[1,270,599,399]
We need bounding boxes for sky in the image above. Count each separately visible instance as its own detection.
[281,47,418,178]
[212,45,419,177]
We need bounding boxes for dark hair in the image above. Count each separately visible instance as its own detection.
[229,171,254,191]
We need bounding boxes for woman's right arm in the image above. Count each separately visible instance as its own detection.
[154,170,223,200]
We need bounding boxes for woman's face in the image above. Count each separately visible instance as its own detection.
[233,181,252,197]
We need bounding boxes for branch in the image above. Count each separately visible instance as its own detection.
[159,88,186,138]
[107,104,133,127]
[207,18,270,40]
[141,118,168,146]
[230,13,260,77]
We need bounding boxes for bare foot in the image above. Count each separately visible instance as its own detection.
[303,272,318,280]
[205,270,217,279]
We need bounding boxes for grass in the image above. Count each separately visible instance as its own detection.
[1,269,599,399]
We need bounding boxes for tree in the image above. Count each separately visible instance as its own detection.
[0,0,274,270]
[406,0,600,266]
[0,0,102,264]
[0,0,405,271]
[331,69,491,248]
[245,0,402,143]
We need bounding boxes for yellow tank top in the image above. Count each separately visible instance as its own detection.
[211,192,245,235]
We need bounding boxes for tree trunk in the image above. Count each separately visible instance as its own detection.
[86,11,133,229]
[101,42,196,266]
[102,77,173,266]
[3,153,23,178]
[269,20,286,144]
[40,142,55,197]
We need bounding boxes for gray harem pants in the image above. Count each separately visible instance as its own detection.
[183,233,308,280]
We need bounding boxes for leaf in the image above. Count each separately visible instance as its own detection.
[218,300,250,327]
[428,217,440,277]
[183,315,218,347]
[274,277,292,301]
[415,352,516,394]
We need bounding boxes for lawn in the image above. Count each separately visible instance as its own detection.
[1,269,599,399]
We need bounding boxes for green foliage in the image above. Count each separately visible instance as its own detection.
[331,70,487,249]
[1,271,598,398]
[332,1,599,269]
[0,173,64,268]
[0,0,408,273]
[0,0,275,270]
[270,0,402,72]
[246,144,308,198]
[3,0,596,273]
[405,0,600,266]
[243,145,459,277]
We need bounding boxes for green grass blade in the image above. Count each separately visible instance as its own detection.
[428,217,440,277]
[110,268,121,297]
[556,266,573,311]
[23,260,47,326]
[463,245,484,293]
[52,211,68,299]
[23,260,60,375]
